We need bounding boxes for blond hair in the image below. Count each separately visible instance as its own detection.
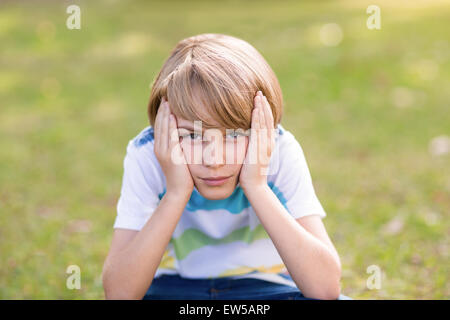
[147,33,283,130]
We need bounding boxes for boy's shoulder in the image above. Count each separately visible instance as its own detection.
[269,124,309,178]
[275,124,301,152]
[132,126,155,149]
[123,126,158,168]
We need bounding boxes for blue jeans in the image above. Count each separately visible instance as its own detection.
[143,274,352,300]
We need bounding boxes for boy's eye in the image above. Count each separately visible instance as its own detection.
[178,129,249,142]
[225,131,248,140]
[179,132,202,141]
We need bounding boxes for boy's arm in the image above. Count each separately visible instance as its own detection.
[103,98,193,299]
[240,92,341,299]
[244,185,342,300]
[102,192,190,300]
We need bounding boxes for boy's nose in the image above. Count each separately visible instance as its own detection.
[202,142,225,167]
[202,130,225,167]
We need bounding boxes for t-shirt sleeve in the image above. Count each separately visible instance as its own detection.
[113,140,164,231]
[273,131,327,219]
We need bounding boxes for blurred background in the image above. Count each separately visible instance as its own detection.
[0,0,448,299]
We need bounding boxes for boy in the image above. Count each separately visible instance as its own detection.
[102,33,345,300]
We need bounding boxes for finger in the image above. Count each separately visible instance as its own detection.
[257,97,265,151]
[258,97,265,130]
[247,102,260,164]
[254,108,261,132]
[259,91,272,132]
[258,103,269,160]
[262,96,274,147]
[160,102,170,152]
[267,97,275,144]
[262,96,274,130]
[154,98,166,151]
[253,95,261,130]
[253,92,260,109]
[261,96,273,160]
[251,94,261,142]
[168,112,184,165]
[168,112,179,149]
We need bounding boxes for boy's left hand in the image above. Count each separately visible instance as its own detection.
[239,91,276,191]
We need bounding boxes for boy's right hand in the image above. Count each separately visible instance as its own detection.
[153,97,194,201]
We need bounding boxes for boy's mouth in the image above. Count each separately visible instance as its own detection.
[200,175,231,186]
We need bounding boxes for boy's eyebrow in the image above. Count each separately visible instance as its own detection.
[177,125,230,134]
[177,125,204,132]
[177,125,195,130]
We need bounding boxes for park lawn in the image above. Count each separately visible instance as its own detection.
[0,0,448,299]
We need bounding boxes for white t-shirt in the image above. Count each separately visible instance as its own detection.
[114,124,326,287]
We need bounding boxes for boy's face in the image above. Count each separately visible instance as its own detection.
[174,117,249,200]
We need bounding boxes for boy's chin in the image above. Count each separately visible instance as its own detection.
[195,181,237,200]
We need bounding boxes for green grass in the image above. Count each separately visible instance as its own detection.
[0,0,449,299]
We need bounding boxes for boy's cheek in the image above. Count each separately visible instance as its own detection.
[179,142,202,164]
